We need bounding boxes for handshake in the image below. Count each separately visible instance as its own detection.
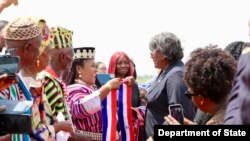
[95,74,135,89]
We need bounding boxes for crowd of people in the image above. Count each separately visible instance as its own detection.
[1,1,250,141]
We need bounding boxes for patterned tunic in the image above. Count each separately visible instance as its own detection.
[67,83,102,133]
[0,74,55,141]
[38,66,68,120]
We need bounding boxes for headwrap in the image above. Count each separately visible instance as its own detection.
[73,47,95,59]
[3,18,41,40]
[35,18,51,55]
[50,26,73,49]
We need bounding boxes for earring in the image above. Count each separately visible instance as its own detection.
[78,72,82,78]
[36,59,40,66]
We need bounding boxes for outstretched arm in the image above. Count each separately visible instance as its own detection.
[0,0,18,13]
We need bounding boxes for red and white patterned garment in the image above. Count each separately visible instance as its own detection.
[132,106,146,141]
[67,83,102,133]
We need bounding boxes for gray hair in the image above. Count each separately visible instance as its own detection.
[149,32,183,64]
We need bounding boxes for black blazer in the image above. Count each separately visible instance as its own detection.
[145,61,196,139]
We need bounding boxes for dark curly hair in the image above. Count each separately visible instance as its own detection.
[224,41,250,60]
[184,45,237,104]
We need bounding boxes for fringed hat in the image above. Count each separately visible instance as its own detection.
[73,47,95,59]
[3,18,41,40]
[50,26,73,49]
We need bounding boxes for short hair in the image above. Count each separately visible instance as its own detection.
[149,32,183,64]
[184,45,236,104]
[224,41,249,60]
[95,61,104,69]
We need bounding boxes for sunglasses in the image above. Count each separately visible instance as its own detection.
[185,90,199,99]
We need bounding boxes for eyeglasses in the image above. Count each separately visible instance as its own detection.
[185,90,199,99]
[150,49,160,57]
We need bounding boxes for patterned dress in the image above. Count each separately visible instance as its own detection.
[67,83,145,141]
[67,83,102,133]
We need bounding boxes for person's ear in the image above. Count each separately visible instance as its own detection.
[59,52,66,63]
[23,42,31,54]
[199,95,210,106]
[76,65,82,72]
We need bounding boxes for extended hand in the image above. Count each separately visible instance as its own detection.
[0,0,18,13]
[122,76,135,86]
[106,78,122,90]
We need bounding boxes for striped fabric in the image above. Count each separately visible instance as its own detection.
[102,89,117,141]
[118,84,134,141]
[50,26,73,49]
[0,84,26,100]
[39,67,67,119]
[0,75,55,141]
[67,84,102,133]
[102,84,134,141]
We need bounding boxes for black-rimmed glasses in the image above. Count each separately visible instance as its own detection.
[185,90,199,99]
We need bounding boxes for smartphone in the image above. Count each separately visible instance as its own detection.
[95,74,114,88]
[168,104,184,124]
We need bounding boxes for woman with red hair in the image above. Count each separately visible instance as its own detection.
[108,51,140,107]
[108,51,145,141]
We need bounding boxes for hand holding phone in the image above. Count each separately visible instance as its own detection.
[168,104,184,124]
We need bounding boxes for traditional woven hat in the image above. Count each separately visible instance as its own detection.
[50,26,73,49]
[73,47,95,59]
[3,18,41,40]
[35,18,50,54]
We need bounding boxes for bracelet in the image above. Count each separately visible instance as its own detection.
[105,83,112,91]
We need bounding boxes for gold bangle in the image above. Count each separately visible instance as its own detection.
[105,83,112,91]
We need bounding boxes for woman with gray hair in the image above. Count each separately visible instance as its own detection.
[144,32,195,140]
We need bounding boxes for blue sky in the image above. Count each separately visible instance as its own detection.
[1,0,250,75]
